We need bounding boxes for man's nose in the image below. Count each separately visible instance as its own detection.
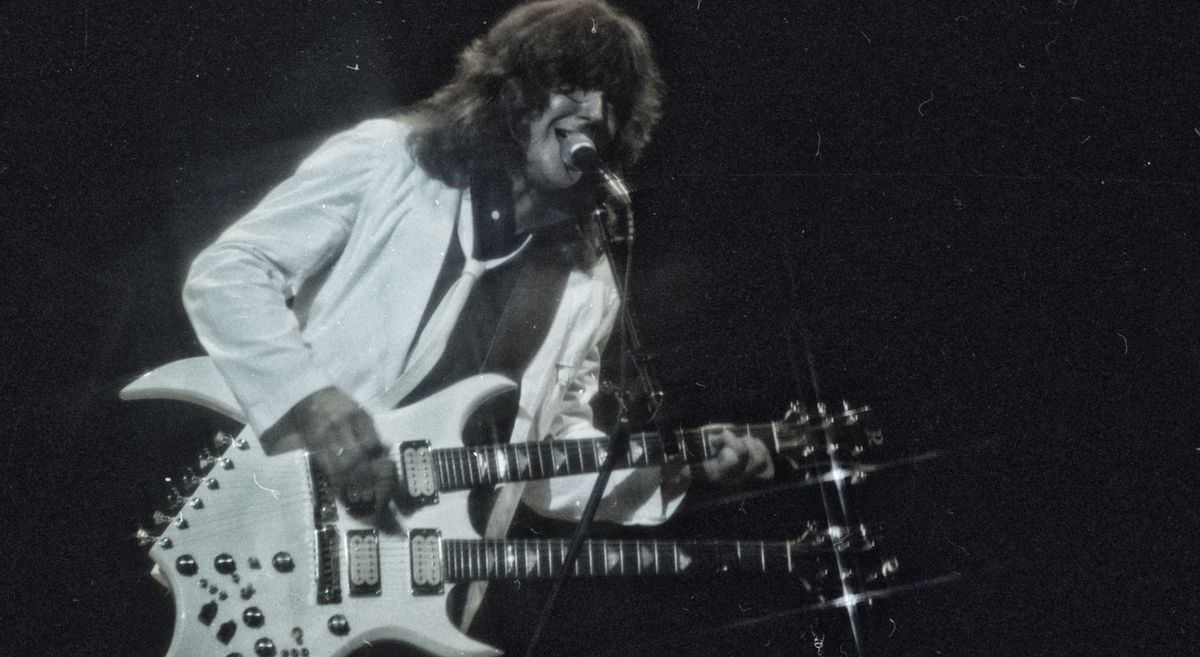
[576,90,605,122]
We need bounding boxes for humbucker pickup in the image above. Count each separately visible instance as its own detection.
[409,529,444,595]
[399,441,439,506]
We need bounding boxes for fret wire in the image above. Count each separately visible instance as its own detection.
[786,541,793,573]
[543,540,552,577]
[495,445,509,482]
[535,441,546,479]
[431,451,446,490]
[653,539,660,574]
[441,451,455,489]
[760,541,767,572]
[588,438,600,472]
[645,434,663,466]
[770,421,781,455]
[521,442,532,480]
[483,446,497,485]
[541,441,553,477]
[442,450,455,489]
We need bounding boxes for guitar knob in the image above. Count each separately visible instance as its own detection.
[272,552,295,573]
[175,554,198,576]
[214,553,236,574]
[253,638,276,656]
[327,614,350,636]
[243,606,265,628]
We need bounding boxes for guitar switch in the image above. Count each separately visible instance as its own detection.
[217,620,237,644]
[198,600,218,626]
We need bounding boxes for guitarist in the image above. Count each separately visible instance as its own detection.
[182,0,774,651]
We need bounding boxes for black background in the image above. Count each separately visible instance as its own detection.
[3,1,1197,656]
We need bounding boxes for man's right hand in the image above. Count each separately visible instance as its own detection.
[267,387,397,519]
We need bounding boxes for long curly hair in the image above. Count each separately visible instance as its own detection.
[405,0,665,187]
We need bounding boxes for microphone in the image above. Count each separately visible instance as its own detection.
[559,132,631,207]
[559,132,600,171]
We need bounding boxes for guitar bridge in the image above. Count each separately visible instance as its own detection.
[315,525,342,604]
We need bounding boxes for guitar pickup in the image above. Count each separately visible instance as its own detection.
[409,529,444,596]
[347,530,381,597]
[398,441,439,507]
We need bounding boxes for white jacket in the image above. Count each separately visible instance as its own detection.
[183,118,681,524]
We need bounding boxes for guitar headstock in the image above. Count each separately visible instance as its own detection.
[774,400,883,458]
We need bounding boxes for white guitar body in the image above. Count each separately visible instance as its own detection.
[123,358,509,657]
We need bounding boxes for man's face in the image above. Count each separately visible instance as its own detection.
[523,88,618,190]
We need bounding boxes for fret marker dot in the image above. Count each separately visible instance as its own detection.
[491,210,501,221]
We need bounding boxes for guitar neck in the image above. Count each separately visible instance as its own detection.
[440,536,831,583]
[431,424,781,491]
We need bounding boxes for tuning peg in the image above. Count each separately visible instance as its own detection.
[135,527,159,547]
[164,478,187,511]
[151,510,172,527]
[197,448,217,472]
[182,467,202,490]
[782,401,810,424]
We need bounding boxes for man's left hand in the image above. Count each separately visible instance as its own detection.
[689,426,775,486]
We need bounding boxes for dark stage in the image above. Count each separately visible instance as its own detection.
[4,2,1197,655]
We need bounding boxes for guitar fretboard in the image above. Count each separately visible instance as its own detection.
[431,425,779,491]
[441,537,831,583]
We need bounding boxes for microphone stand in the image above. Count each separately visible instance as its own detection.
[522,169,670,657]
